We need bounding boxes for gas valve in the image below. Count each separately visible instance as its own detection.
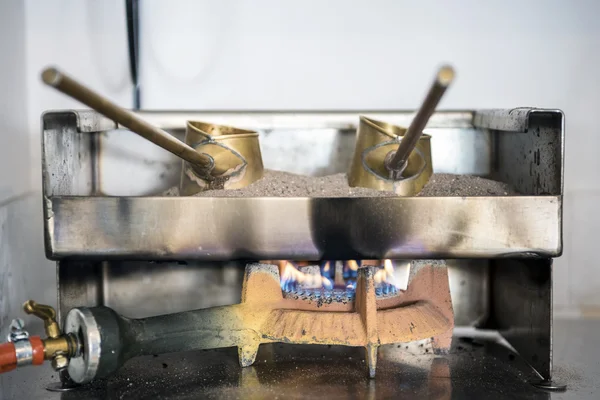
[0,301,79,374]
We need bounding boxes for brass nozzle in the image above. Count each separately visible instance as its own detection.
[22,300,79,366]
[23,300,61,339]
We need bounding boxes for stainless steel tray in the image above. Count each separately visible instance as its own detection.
[42,109,563,260]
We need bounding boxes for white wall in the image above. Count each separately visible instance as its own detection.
[0,3,130,396]
[0,4,55,396]
[140,0,600,316]
[0,0,31,202]
[1,3,130,390]
[25,0,132,188]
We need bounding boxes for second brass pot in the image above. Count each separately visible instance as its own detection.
[347,116,432,196]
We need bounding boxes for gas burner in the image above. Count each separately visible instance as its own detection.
[20,260,453,383]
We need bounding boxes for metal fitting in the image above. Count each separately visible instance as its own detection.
[44,335,79,360]
[20,301,80,368]
[64,308,102,384]
[51,355,69,371]
[8,319,29,343]
[23,301,61,339]
[14,340,34,366]
[0,301,82,376]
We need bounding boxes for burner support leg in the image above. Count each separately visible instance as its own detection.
[408,260,454,355]
[490,258,564,390]
[431,330,453,355]
[356,267,379,378]
[238,340,260,367]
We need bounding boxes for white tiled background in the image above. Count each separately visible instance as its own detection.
[0,0,599,331]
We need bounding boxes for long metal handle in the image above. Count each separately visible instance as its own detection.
[386,65,455,179]
[41,67,213,170]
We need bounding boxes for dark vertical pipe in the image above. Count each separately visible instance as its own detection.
[126,0,141,109]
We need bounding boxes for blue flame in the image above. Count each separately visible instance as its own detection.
[280,260,398,298]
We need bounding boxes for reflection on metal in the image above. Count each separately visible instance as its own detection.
[474,109,564,196]
[529,379,567,392]
[446,260,489,327]
[491,258,552,380]
[348,116,433,195]
[180,121,264,195]
[46,196,561,260]
[60,262,453,383]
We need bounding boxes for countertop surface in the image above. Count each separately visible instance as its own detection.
[1,318,598,399]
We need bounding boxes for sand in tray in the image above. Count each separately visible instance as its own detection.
[418,173,517,197]
[162,170,517,197]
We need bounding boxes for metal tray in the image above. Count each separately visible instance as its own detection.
[42,109,563,260]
